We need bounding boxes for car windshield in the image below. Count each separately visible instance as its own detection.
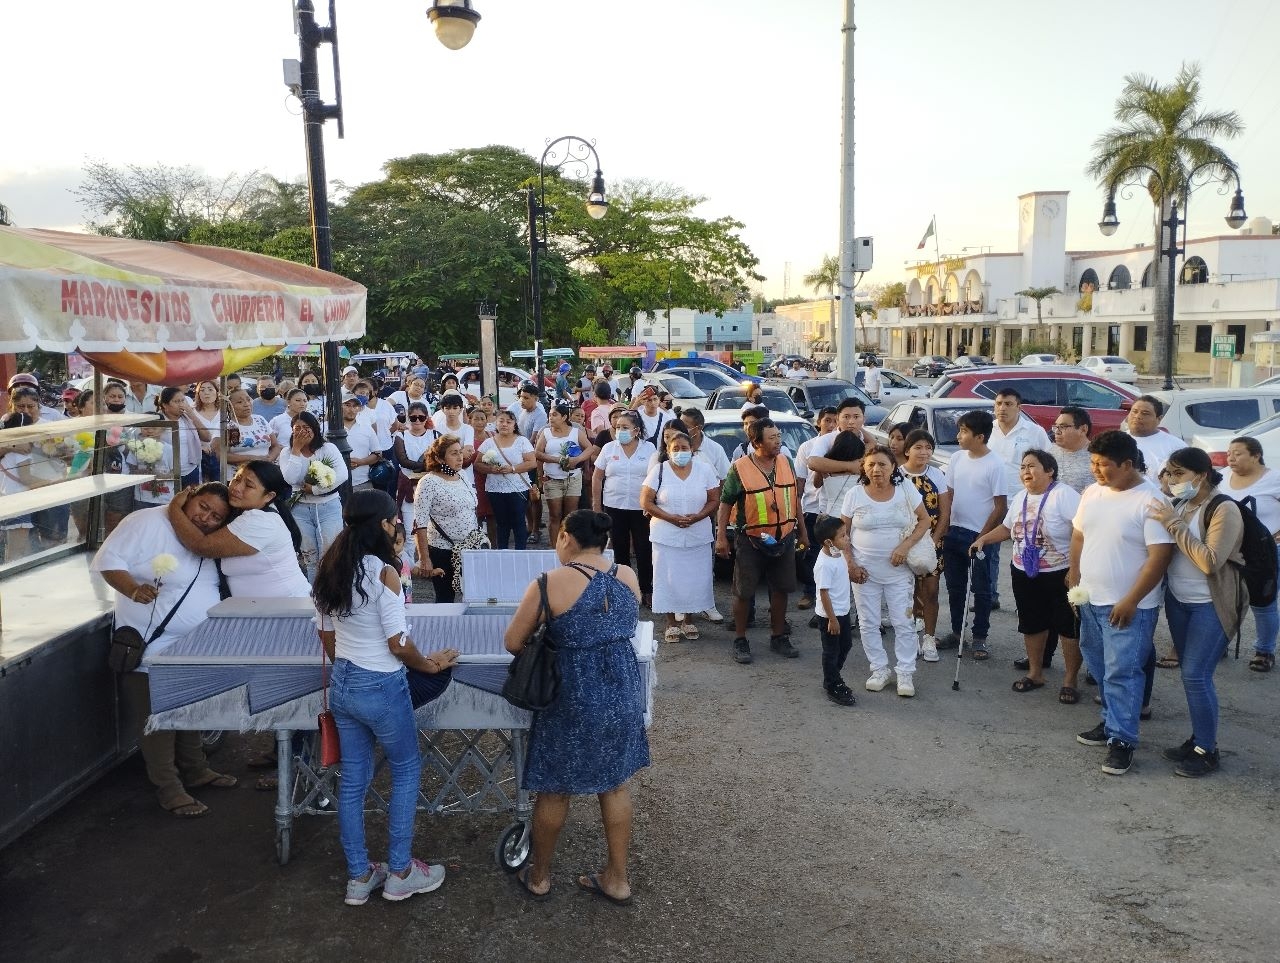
[704,420,817,460]
[803,382,862,408]
[1101,357,1129,365]
[711,388,800,414]
[655,375,702,398]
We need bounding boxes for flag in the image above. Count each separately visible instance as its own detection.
[916,216,935,250]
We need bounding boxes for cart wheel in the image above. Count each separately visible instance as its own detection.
[276,827,292,866]
[494,821,529,873]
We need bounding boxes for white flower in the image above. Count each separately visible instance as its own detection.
[482,449,504,467]
[1067,585,1090,606]
[151,554,180,579]
[306,458,337,488]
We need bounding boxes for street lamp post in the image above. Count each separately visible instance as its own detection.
[290,0,480,492]
[1098,164,1247,390]
[527,137,607,397]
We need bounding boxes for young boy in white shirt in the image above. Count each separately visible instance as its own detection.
[813,514,856,706]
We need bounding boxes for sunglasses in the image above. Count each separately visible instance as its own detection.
[408,415,429,423]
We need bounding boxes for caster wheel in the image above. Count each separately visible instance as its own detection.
[494,821,530,872]
[276,827,292,865]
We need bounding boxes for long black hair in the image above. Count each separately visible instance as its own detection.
[313,489,399,618]
[291,410,325,456]
[240,460,302,552]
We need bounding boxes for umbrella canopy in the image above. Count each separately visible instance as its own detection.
[279,343,351,359]
[0,227,366,384]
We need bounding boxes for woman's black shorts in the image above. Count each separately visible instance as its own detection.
[1010,565,1077,638]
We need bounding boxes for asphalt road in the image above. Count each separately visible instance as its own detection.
[2,560,1278,963]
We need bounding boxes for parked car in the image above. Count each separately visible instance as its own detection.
[911,355,952,379]
[457,365,534,407]
[1078,355,1138,384]
[765,378,888,427]
[866,398,1037,466]
[650,355,761,384]
[945,355,996,371]
[706,385,802,418]
[701,408,818,463]
[929,365,1139,434]
[1193,411,1280,468]
[659,365,745,395]
[851,368,926,404]
[1255,374,1280,388]
[638,371,709,410]
[1020,353,1060,366]
[1148,388,1280,441]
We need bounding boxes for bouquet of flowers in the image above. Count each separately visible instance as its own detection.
[38,435,74,458]
[306,457,337,488]
[558,440,583,472]
[67,432,97,476]
[125,437,165,466]
[482,449,505,468]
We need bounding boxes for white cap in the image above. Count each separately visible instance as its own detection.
[342,365,358,376]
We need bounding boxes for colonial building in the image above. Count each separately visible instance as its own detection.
[869,191,1280,381]
[634,304,757,354]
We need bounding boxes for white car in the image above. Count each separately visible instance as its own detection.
[456,365,535,407]
[1079,355,1137,384]
[851,368,926,403]
[1020,353,1060,366]
[638,371,709,410]
[1149,388,1280,442]
[660,366,745,395]
[1193,411,1280,468]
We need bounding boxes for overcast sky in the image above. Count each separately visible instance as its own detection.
[3,0,1276,298]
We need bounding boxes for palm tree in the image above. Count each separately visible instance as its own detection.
[803,254,840,348]
[1015,286,1060,328]
[1086,62,1244,377]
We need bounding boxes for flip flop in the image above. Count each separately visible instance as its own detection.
[162,795,209,818]
[514,867,552,902]
[1155,656,1180,669]
[576,873,633,907]
[1012,677,1045,693]
[1058,686,1079,705]
[187,771,238,790]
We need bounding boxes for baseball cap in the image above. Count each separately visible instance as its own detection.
[340,389,360,404]
[62,386,81,401]
[8,373,38,389]
[341,365,358,376]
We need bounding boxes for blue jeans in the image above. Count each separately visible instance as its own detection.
[329,660,421,878]
[488,490,528,549]
[295,497,344,582]
[942,528,992,639]
[1078,603,1159,746]
[1248,543,1280,656]
[986,541,1001,605]
[1166,593,1229,751]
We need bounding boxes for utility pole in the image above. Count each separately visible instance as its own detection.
[835,0,857,382]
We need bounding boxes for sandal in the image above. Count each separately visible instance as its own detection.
[1012,677,1044,693]
[681,620,700,640]
[1058,686,1079,705]
[162,793,209,818]
[1249,652,1275,673]
[186,771,237,790]
[663,626,683,643]
[514,866,552,901]
[1155,655,1180,669]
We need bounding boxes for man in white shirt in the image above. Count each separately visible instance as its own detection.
[342,391,384,490]
[938,409,1007,657]
[631,384,672,446]
[124,379,161,415]
[804,397,870,477]
[1125,395,1183,482]
[861,360,882,403]
[785,360,810,381]
[986,388,1050,609]
[679,407,731,482]
[794,407,838,610]
[1068,429,1175,776]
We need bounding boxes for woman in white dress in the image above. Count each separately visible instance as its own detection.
[192,380,223,482]
[412,434,483,603]
[1223,434,1280,672]
[842,445,932,697]
[535,401,596,546]
[641,429,720,641]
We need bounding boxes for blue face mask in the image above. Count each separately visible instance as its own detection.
[355,394,369,406]
[616,429,634,445]
[671,450,693,467]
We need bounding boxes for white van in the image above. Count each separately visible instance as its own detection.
[1150,388,1280,441]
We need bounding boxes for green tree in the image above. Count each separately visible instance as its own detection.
[1086,62,1244,375]
[870,281,906,310]
[1015,286,1061,328]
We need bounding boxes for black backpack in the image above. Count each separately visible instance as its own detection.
[1204,493,1278,608]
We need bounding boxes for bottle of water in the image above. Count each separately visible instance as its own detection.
[759,532,777,546]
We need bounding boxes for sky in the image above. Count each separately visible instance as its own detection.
[3,0,1278,301]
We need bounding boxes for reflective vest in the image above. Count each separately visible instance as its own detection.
[732,454,797,539]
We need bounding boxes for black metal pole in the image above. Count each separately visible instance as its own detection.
[1162,199,1180,392]
[527,187,543,396]
[297,0,351,492]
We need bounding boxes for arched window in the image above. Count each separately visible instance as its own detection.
[1107,265,1132,290]
[1078,268,1099,292]
[1140,261,1155,288]
[1180,256,1209,285]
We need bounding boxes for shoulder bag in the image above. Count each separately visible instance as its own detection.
[317,642,341,768]
[502,573,561,711]
[107,559,205,673]
[900,489,939,577]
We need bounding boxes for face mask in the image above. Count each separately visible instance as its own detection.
[355,394,369,406]
[259,387,277,400]
[106,402,126,413]
[1170,479,1199,501]
[671,451,692,467]
[616,429,634,445]
[303,383,323,398]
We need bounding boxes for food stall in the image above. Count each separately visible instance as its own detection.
[0,226,365,849]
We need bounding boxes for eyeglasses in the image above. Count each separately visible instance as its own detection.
[408,415,429,423]
[1051,422,1077,431]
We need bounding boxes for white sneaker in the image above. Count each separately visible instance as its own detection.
[897,675,916,697]
[703,607,724,623]
[865,668,893,691]
[919,635,940,663]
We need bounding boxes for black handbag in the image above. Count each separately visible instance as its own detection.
[107,560,205,673]
[501,574,561,711]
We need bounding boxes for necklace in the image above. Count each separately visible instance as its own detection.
[438,466,459,477]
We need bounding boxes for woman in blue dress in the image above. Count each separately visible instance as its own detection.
[503,509,649,905]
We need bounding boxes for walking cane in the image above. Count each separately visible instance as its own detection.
[952,549,985,692]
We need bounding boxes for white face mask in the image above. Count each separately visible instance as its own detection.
[1170,479,1199,501]
[671,450,693,467]
[616,429,634,445]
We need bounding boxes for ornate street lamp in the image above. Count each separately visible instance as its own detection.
[290,0,480,491]
[1097,164,1246,390]
[527,137,607,395]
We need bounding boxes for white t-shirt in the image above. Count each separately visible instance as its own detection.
[793,433,829,515]
[220,509,312,598]
[1129,429,1184,482]
[316,556,407,673]
[1003,483,1081,574]
[945,450,1008,533]
[345,420,382,487]
[813,548,851,617]
[643,460,718,547]
[1222,468,1280,536]
[597,440,658,510]
[636,409,672,447]
[228,414,274,459]
[277,442,349,501]
[269,412,297,447]
[692,438,731,481]
[1166,505,1213,604]
[356,404,394,451]
[91,507,222,667]
[479,436,536,494]
[396,429,439,480]
[841,482,923,567]
[541,426,589,481]
[862,366,882,397]
[1072,480,1174,608]
[784,368,809,380]
[988,418,1051,493]
[820,471,863,519]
